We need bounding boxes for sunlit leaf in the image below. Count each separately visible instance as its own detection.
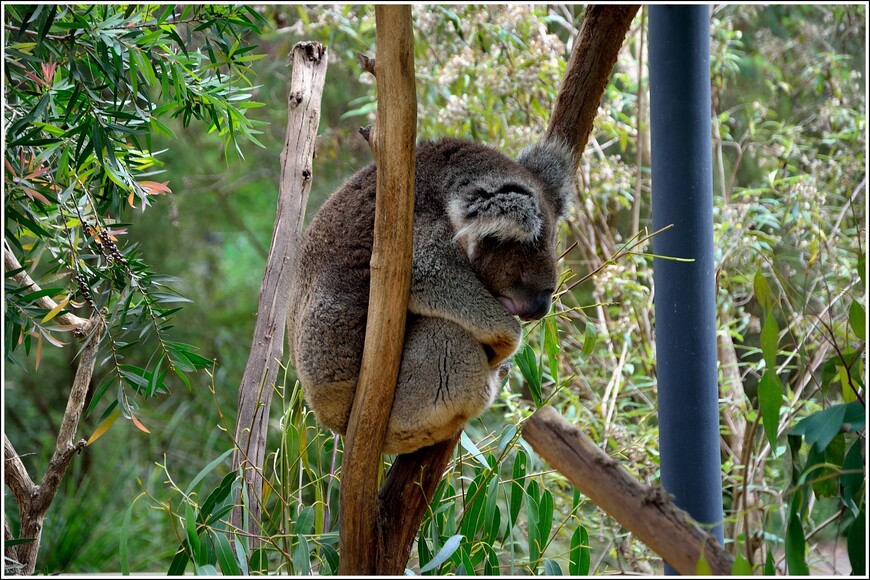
[129,412,151,434]
[86,408,122,445]
[41,296,70,323]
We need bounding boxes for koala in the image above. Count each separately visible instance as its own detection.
[288,138,575,454]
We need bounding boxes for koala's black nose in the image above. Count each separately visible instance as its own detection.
[521,290,553,321]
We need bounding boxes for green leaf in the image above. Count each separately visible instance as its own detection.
[543,560,563,575]
[184,448,233,496]
[482,542,499,576]
[483,473,500,545]
[537,489,554,555]
[213,532,241,576]
[789,404,848,453]
[543,316,559,384]
[758,370,782,447]
[785,511,808,575]
[193,564,218,575]
[458,543,475,575]
[841,438,864,516]
[580,319,597,359]
[848,300,865,340]
[120,497,138,575]
[419,534,463,574]
[847,507,866,576]
[569,525,590,575]
[515,344,542,406]
[292,534,310,574]
[731,554,753,575]
[760,312,779,371]
[754,268,774,311]
[199,471,236,524]
[184,502,201,563]
[696,550,712,575]
[460,431,488,468]
[764,549,775,575]
[460,473,487,540]
[167,542,190,575]
[509,450,527,529]
[858,253,866,288]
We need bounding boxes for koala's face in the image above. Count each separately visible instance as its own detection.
[468,222,558,321]
[445,139,576,321]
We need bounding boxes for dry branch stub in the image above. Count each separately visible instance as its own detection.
[522,406,734,575]
[230,40,327,546]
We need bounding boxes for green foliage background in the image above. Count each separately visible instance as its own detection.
[4,4,865,575]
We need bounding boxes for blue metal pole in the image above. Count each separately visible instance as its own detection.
[648,5,724,574]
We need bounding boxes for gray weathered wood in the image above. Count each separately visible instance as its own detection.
[230,41,327,545]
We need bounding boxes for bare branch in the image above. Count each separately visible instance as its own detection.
[37,321,102,514]
[523,406,734,576]
[377,435,460,574]
[4,240,94,335]
[3,435,36,508]
[230,40,328,546]
[357,52,376,76]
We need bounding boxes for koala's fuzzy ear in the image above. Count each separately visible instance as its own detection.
[448,179,543,247]
[517,139,577,220]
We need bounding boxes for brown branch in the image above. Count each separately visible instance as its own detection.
[522,407,734,576]
[4,240,94,336]
[546,5,640,169]
[230,41,328,546]
[377,434,460,574]
[338,5,417,575]
[357,52,376,77]
[4,319,102,575]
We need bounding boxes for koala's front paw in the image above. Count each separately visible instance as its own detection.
[484,327,521,368]
[497,359,513,382]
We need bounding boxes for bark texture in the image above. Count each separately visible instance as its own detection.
[230,41,327,544]
[523,406,735,576]
[338,5,417,574]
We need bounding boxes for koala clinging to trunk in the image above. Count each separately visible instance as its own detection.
[288,137,575,454]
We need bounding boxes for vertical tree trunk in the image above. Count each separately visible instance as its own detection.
[338,5,417,574]
[230,41,327,545]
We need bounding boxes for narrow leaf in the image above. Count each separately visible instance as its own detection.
[760,312,779,371]
[129,412,151,434]
[758,370,782,448]
[41,296,70,323]
[419,534,463,574]
[848,301,865,340]
[86,408,122,445]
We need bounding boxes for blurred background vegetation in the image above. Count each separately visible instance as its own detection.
[4,4,865,575]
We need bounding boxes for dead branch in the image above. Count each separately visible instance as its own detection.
[523,406,735,576]
[358,52,376,77]
[230,41,327,545]
[546,5,640,169]
[338,5,417,574]
[4,319,102,575]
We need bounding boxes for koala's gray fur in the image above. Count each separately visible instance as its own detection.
[288,138,575,454]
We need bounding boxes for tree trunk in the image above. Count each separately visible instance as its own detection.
[230,41,327,546]
[338,5,417,574]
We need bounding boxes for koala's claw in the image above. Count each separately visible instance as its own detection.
[497,360,513,382]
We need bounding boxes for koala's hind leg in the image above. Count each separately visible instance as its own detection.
[384,316,500,455]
